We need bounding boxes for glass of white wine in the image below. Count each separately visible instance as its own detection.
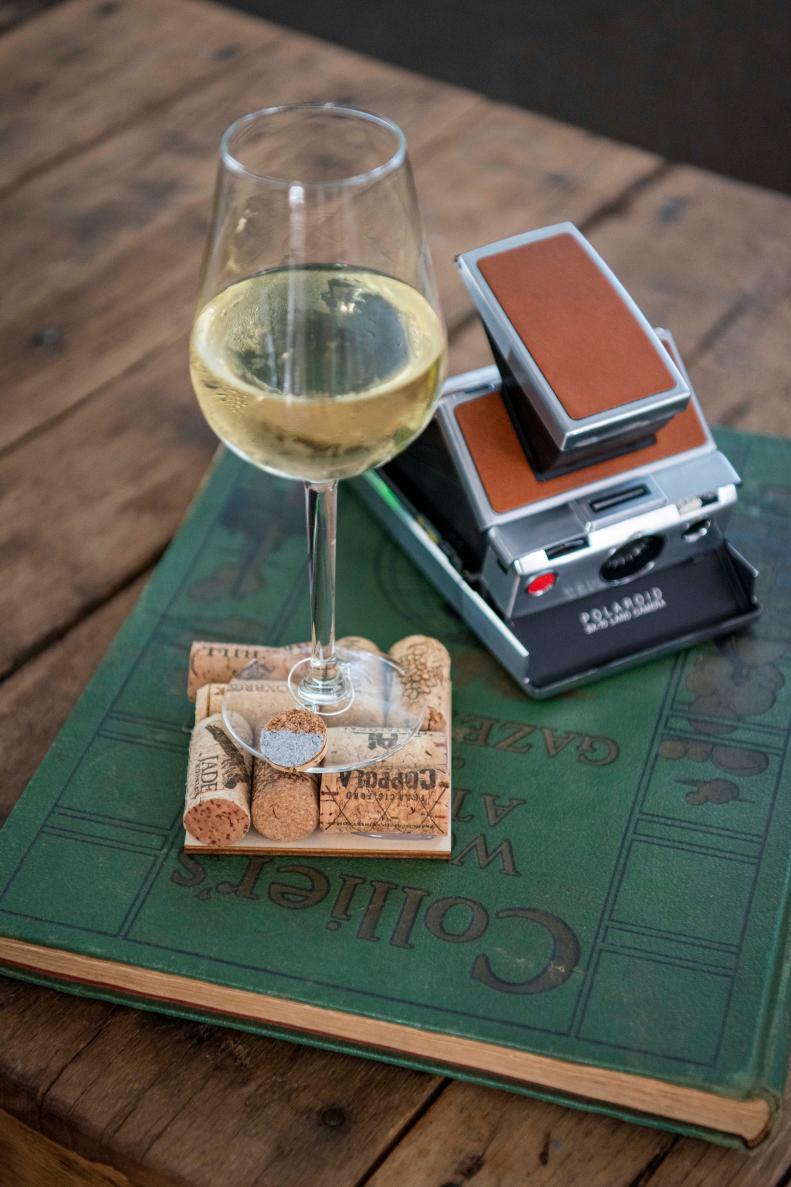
[190,104,447,770]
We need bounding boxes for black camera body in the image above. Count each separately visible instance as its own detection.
[354,224,759,696]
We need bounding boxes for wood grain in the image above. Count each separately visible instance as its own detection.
[37,1005,441,1187]
[689,274,791,435]
[587,165,791,379]
[365,1080,675,1187]
[0,33,478,454]
[365,1072,791,1186]
[0,975,115,1129]
[0,1107,134,1187]
[413,100,662,327]
[0,36,662,456]
[0,337,213,678]
[0,0,279,194]
[0,1,59,36]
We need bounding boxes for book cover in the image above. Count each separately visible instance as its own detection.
[0,427,790,1147]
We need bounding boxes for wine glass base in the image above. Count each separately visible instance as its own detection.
[221,646,423,773]
[287,657,355,716]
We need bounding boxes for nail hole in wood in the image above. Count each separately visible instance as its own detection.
[30,326,63,352]
[320,1106,346,1128]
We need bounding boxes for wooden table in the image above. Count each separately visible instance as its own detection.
[1,2,790,1184]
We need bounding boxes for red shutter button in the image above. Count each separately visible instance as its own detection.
[525,571,557,596]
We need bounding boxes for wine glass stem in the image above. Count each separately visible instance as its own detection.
[304,480,343,696]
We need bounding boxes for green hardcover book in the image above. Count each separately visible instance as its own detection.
[1,427,790,1147]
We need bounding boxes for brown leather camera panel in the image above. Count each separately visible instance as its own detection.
[455,392,709,514]
[477,233,677,420]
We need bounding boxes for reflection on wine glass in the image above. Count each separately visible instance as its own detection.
[189,104,447,768]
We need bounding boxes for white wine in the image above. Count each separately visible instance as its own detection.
[190,265,446,482]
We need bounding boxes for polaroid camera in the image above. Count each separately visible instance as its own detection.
[354,223,760,697]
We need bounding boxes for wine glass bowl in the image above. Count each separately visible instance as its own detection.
[189,104,447,768]
[189,261,445,483]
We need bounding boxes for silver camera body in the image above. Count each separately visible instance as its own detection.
[353,226,759,696]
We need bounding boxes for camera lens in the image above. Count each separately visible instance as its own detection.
[600,535,664,583]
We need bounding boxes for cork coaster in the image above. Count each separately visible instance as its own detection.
[258,708,327,772]
[183,635,452,859]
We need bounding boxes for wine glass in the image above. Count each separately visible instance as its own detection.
[189,103,447,770]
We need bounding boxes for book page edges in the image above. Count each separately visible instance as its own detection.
[0,937,770,1144]
[751,845,791,1122]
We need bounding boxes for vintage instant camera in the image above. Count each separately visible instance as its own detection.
[354,223,760,696]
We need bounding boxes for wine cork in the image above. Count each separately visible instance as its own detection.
[187,641,309,699]
[325,728,447,768]
[184,712,253,846]
[388,636,452,732]
[251,761,319,841]
[194,683,214,724]
[259,708,327,771]
[320,761,449,836]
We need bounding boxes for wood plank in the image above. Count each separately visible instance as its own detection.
[1,30,476,322]
[0,336,212,678]
[0,36,478,454]
[0,0,279,194]
[413,100,662,327]
[0,1108,134,1187]
[586,165,791,377]
[448,314,492,376]
[364,1070,791,1186]
[0,0,60,35]
[0,975,114,1129]
[687,284,790,436]
[37,1002,441,1187]
[364,1079,674,1187]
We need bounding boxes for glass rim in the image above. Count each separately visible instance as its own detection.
[219,102,408,189]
